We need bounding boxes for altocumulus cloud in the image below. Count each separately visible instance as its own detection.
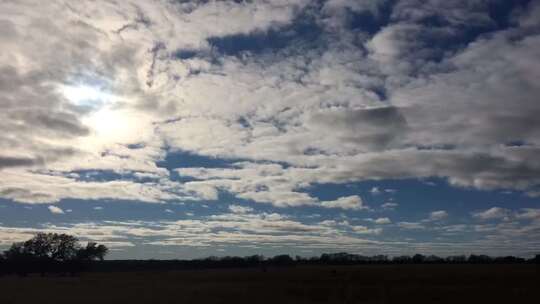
[1,0,540,257]
[1,0,540,204]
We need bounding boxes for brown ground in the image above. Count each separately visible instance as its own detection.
[0,264,538,303]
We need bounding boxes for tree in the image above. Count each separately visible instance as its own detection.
[270,254,294,266]
[3,233,108,262]
[412,254,426,263]
[77,242,108,261]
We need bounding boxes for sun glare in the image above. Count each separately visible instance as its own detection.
[61,84,113,107]
[59,82,151,146]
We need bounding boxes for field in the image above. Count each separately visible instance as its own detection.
[0,265,538,303]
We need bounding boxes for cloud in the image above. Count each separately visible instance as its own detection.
[320,195,367,210]
[370,187,381,195]
[48,206,65,214]
[428,210,448,221]
[228,204,254,214]
[472,207,510,221]
[0,156,41,169]
[1,205,539,257]
[307,106,408,151]
[374,217,392,224]
[391,0,495,27]
[0,170,187,204]
[398,222,425,230]
[515,208,540,220]
[352,225,383,235]
[0,0,539,218]
[381,202,398,210]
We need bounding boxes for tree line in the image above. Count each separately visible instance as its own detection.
[69,252,540,273]
[0,233,108,276]
[1,233,539,276]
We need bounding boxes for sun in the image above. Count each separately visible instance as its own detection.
[58,82,155,148]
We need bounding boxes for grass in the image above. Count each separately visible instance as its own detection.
[0,264,538,303]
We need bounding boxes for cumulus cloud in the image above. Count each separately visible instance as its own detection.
[320,195,367,210]
[48,206,65,214]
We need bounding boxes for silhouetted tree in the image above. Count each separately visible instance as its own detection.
[270,254,294,266]
[392,255,412,263]
[245,254,265,265]
[77,242,108,261]
[468,254,493,264]
[2,233,108,276]
[446,255,467,263]
[412,254,426,263]
[425,255,443,263]
[6,233,79,262]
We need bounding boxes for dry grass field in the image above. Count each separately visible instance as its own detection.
[0,265,538,304]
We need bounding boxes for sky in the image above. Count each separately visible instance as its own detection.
[1,0,539,259]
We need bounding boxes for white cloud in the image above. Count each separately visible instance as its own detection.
[381,202,398,210]
[397,222,425,230]
[429,210,448,221]
[367,23,423,66]
[48,205,65,214]
[352,225,383,235]
[472,207,510,221]
[374,217,392,224]
[370,187,381,195]
[320,195,367,210]
[228,204,254,214]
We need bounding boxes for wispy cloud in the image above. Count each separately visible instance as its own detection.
[428,210,449,221]
[472,207,510,221]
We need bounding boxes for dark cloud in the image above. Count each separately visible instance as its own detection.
[0,157,40,169]
[308,106,407,151]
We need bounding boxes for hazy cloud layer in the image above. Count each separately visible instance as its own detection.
[2,205,539,257]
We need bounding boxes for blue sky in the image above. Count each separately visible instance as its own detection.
[1,0,539,259]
